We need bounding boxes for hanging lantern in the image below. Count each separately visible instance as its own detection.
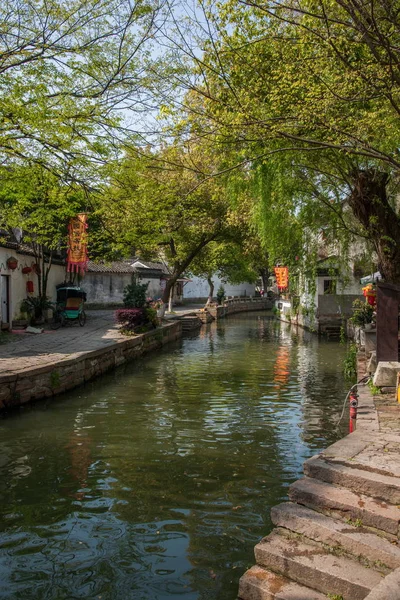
[22,266,32,274]
[26,281,34,293]
[7,256,18,270]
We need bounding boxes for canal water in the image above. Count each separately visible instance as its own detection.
[0,314,350,600]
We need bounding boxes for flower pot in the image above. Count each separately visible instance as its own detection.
[7,257,18,270]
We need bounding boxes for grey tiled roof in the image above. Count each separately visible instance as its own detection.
[87,260,135,274]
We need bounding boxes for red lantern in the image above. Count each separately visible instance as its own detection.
[7,256,18,270]
[26,281,34,293]
[22,266,32,274]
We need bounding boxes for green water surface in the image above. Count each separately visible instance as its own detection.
[0,314,350,600]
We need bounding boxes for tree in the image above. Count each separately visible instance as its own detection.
[160,0,400,283]
[0,0,164,175]
[0,164,86,298]
[101,144,249,307]
[189,239,260,304]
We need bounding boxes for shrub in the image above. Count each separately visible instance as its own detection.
[123,279,149,308]
[216,285,225,305]
[115,308,146,331]
[343,343,357,379]
[145,307,160,327]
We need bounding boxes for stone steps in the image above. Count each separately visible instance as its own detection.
[271,502,400,572]
[238,565,329,599]
[179,316,202,331]
[254,529,383,600]
[304,455,400,504]
[289,477,400,538]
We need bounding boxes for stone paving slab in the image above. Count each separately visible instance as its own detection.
[0,311,125,377]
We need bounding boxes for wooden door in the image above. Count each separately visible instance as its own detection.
[1,275,10,329]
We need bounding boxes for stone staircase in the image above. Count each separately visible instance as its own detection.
[238,451,400,600]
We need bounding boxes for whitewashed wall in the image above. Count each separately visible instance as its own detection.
[0,247,66,324]
[184,275,256,301]
[82,273,168,306]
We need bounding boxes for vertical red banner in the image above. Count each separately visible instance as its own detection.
[67,213,88,274]
[274,266,289,290]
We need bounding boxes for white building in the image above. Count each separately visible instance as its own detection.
[183,275,256,302]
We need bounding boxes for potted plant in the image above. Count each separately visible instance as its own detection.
[20,296,54,325]
[349,299,375,328]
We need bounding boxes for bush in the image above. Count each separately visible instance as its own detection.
[123,279,149,308]
[145,307,160,327]
[343,343,357,378]
[115,308,146,331]
[216,285,225,305]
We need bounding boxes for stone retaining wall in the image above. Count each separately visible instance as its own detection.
[208,298,272,319]
[0,322,182,411]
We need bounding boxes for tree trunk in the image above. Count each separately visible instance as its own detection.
[205,275,214,305]
[259,268,269,293]
[168,284,174,313]
[348,169,400,284]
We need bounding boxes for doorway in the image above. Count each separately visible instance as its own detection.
[1,275,10,329]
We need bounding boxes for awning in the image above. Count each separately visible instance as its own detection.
[360,272,382,285]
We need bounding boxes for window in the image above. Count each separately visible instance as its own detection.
[323,279,336,294]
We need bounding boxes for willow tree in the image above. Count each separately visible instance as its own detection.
[161,0,400,282]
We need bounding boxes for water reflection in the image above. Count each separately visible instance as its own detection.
[0,314,349,599]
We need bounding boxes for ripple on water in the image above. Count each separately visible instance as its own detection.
[0,316,349,600]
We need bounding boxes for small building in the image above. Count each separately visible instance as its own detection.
[275,255,364,335]
[184,275,255,303]
[0,231,66,329]
[83,259,184,307]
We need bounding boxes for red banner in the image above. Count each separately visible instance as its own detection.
[274,266,289,290]
[67,213,88,274]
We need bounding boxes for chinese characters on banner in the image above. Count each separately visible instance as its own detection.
[67,213,88,274]
[274,266,289,290]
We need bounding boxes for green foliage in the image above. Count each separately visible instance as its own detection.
[20,296,53,324]
[216,285,225,305]
[350,299,375,327]
[123,279,149,309]
[0,0,162,173]
[343,344,358,379]
[145,308,160,328]
[50,371,61,389]
[368,380,381,396]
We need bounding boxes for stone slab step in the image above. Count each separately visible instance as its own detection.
[289,477,400,537]
[305,455,400,504]
[238,565,328,599]
[255,529,383,600]
[271,502,400,572]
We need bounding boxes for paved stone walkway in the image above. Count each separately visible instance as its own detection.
[0,306,204,377]
[0,311,126,376]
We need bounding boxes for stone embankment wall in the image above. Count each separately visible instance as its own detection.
[208,297,273,319]
[0,322,181,411]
